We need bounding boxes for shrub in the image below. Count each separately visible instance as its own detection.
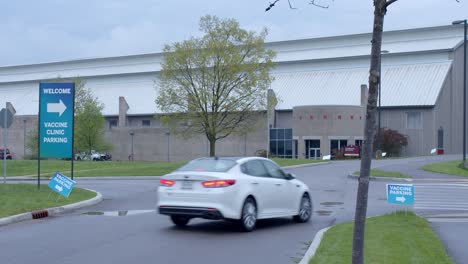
[373,128,408,157]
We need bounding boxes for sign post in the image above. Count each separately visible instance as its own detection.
[38,83,75,189]
[1,102,15,183]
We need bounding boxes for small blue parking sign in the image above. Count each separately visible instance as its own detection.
[386,183,414,205]
[48,172,76,197]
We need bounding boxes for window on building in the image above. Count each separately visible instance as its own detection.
[330,139,348,158]
[142,119,151,127]
[355,140,363,147]
[269,128,293,158]
[109,120,118,129]
[406,112,422,129]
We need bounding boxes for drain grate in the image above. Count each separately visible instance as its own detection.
[32,210,49,219]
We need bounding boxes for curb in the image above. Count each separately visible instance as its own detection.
[299,226,331,264]
[347,174,413,182]
[0,188,103,227]
[282,162,330,169]
[298,213,389,264]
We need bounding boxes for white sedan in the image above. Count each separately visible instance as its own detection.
[157,157,312,231]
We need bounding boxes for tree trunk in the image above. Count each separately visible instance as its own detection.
[209,138,216,157]
[352,1,387,263]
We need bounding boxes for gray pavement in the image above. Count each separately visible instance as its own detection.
[0,155,466,264]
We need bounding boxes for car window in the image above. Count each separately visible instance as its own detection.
[241,160,269,177]
[262,160,286,179]
[176,158,237,172]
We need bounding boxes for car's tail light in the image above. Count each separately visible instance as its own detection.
[201,179,236,188]
[160,179,175,187]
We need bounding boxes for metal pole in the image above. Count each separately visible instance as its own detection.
[3,103,7,183]
[38,90,42,190]
[131,133,134,162]
[166,129,170,162]
[71,83,76,180]
[23,119,26,158]
[463,20,467,163]
[453,20,467,164]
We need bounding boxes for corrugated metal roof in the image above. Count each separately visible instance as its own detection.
[0,62,453,116]
[272,62,452,109]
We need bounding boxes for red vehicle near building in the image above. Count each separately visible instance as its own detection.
[0,148,12,160]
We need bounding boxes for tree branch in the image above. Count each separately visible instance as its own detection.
[385,0,398,7]
[309,0,331,9]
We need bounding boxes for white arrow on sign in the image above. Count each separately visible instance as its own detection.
[55,185,63,192]
[396,196,406,203]
[47,100,67,117]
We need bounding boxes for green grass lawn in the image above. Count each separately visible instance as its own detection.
[0,158,322,177]
[309,212,453,264]
[0,160,187,177]
[353,169,411,178]
[422,160,468,177]
[0,184,96,218]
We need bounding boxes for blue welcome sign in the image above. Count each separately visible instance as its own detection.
[48,172,76,197]
[386,183,414,205]
[39,83,75,158]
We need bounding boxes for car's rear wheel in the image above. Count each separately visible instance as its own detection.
[293,194,312,223]
[239,197,257,232]
[170,215,190,227]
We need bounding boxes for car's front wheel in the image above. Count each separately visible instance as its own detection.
[170,215,190,227]
[239,197,257,232]
[293,194,312,223]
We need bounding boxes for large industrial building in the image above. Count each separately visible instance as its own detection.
[0,25,466,161]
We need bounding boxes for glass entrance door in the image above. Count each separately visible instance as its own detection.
[305,139,321,159]
[308,148,320,160]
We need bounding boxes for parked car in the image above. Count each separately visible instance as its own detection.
[0,148,12,160]
[157,156,312,232]
[75,151,112,161]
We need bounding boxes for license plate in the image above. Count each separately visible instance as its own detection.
[181,180,193,190]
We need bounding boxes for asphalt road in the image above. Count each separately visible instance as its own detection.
[0,155,465,264]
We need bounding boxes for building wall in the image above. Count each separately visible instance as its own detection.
[380,108,435,156]
[441,44,468,155]
[291,105,365,158]
[434,67,456,154]
[1,112,267,161]
[275,111,293,128]
[105,112,268,161]
[0,115,37,159]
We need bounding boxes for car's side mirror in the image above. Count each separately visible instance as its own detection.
[286,173,296,180]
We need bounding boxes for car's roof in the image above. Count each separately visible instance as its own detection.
[193,156,271,163]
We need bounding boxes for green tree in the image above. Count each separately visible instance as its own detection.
[73,78,111,154]
[25,129,38,159]
[156,15,276,156]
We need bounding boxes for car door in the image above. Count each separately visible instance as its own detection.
[241,160,277,218]
[261,160,297,215]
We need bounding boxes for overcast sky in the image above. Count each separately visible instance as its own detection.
[1,0,466,67]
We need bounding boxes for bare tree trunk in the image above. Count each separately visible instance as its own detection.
[352,0,391,263]
[209,138,216,157]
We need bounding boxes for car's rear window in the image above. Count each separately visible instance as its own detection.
[176,158,237,172]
